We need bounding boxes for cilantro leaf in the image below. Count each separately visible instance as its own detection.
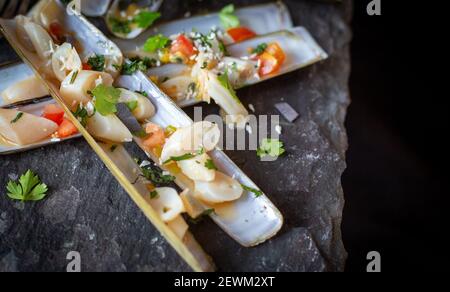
[252,43,268,55]
[217,70,241,104]
[92,84,121,116]
[241,184,263,197]
[257,138,286,158]
[143,34,170,53]
[219,4,240,29]
[6,170,48,202]
[133,11,161,29]
[87,54,106,72]
[205,159,218,170]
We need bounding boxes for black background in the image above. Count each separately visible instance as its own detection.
[343,0,448,271]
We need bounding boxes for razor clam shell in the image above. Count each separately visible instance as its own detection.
[113,2,293,53]
[81,0,112,17]
[176,27,328,108]
[0,100,81,155]
[0,62,51,108]
[99,143,215,272]
[1,10,215,272]
[116,71,284,247]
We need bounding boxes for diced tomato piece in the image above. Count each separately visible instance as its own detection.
[82,63,92,70]
[258,52,281,76]
[266,42,286,64]
[49,22,64,43]
[57,119,78,138]
[143,123,166,149]
[257,43,286,76]
[170,35,196,58]
[227,27,257,43]
[43,104,65,125]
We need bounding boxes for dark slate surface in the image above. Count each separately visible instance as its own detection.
[0,0,352,272]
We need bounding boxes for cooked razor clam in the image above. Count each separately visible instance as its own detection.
[131,28,328,113]
[0,108,58,145]
[0,101,80,150]
[107,72,283,246]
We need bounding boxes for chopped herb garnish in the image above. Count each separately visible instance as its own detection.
[92,84,121,116]
[219,4,240,29]
[87,54,106,72]
[257,138,286,158]
[241,184,263,197]
[143,34,170,53]
[110,144,118,152]
[126,100,138,112]
[133,11,161,29]
[10,112,23,123]
[70,70,78,84]
[135,90,148,97]
[72,105,88,127]
[135,158,175,186]
[121,57,156,75]
[219,40,229,55]
[204,159,218,170]
[252,43,268,55]
[150,190,159,199]
[201,61,208,69]
[189,208,216,224]
[163,148,205,165]
[217,70,241,104]
[165,125,177,136]
[6,170,48,202]
[132,128,148,138]
[109,17,132,34]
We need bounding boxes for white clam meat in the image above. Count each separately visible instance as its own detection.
[160,121,221,163]
[0,108,58,146]
[52,43,82,82]
[23,21,55,61]
[194,172,243,204]
[15,16,35,51]
[151,187,185,222]
[177,153,216,182]
[1,76,49,106]
[86,110,133,143]
[117,89,155,121]
[60,70,114,107]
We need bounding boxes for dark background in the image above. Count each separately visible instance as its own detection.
[343,0,448,271]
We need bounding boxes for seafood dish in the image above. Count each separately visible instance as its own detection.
[0,0,295,271]
[112,3,327,128]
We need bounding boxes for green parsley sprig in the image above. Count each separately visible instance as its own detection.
[6,170,48,202]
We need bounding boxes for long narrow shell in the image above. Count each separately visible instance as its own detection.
[113,2,293,51]
[115,72,284,247]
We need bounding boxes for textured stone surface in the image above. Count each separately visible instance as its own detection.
[0,0,351,272]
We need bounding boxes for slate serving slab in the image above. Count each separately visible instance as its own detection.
[0,0,352,272]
